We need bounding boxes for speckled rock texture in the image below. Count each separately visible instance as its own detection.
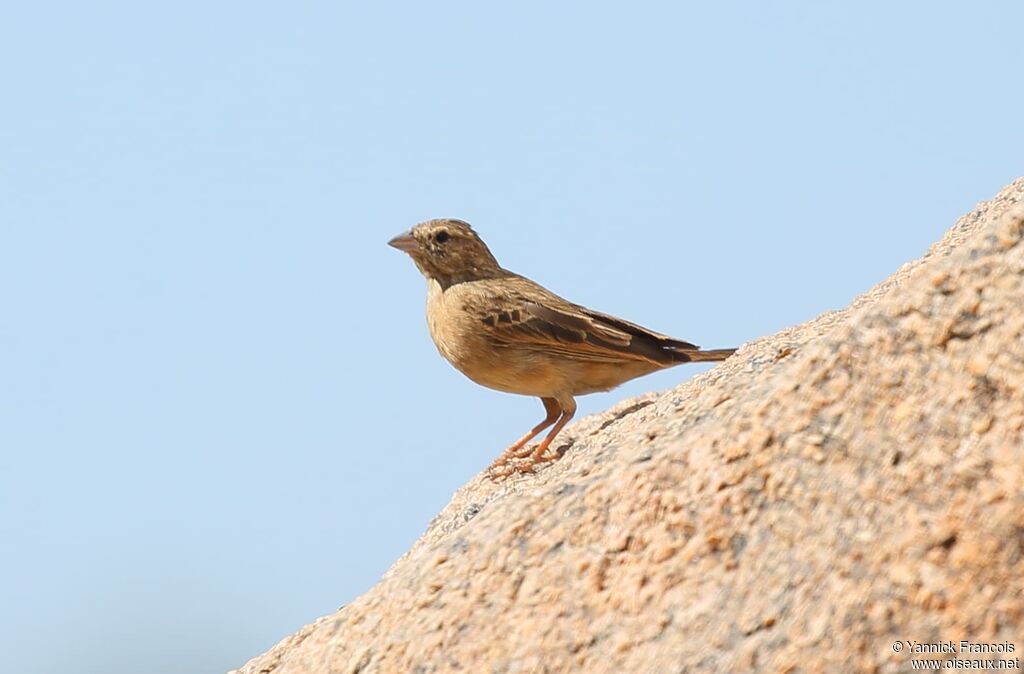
[233,179,1024,674]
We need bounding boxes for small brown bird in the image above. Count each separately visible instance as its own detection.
[389,219,736,476]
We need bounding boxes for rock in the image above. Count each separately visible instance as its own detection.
[232,178,1024,674]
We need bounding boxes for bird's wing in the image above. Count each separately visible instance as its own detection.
[476,275,700,365]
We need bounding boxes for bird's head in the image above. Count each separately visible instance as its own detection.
[388,218,503,286]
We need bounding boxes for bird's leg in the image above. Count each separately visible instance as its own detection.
[526,397,576,468]
[490,398,561,469]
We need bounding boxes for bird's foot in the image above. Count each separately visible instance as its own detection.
[489,448,523,471]
[486,462,529,481]
[486,442,566,481]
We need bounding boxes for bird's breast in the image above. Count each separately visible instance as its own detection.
[425,280,545,395]
[425,280,481,371]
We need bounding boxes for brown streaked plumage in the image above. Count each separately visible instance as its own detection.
[388,218,736,477]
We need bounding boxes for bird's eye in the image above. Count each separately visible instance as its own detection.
[434,230,450,244]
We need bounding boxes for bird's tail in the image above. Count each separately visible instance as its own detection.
[684,347,737,362]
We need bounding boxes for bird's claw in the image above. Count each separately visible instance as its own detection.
[486,444,563,481]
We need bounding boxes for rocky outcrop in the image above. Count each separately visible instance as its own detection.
[233,179,1024,673]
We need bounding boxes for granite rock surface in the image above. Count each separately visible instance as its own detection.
[233,179,1024,674]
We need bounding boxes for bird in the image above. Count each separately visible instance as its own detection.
[388,218,736,477]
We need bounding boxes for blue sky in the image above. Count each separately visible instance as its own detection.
[2,3,1021,672]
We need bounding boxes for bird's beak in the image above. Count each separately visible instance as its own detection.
[388,231,420,254]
